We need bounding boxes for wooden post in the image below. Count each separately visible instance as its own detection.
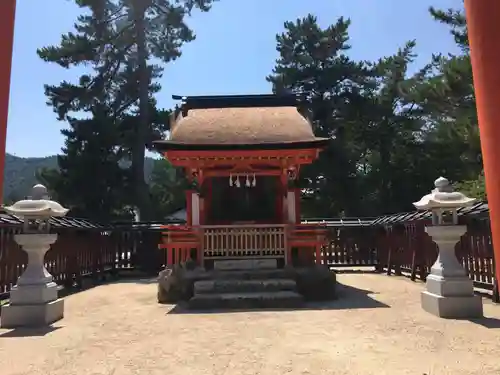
[315,245,321,265]
[166,243,173,266]
[465,0,500,287]
[285,226,292,267]
[0,0,16,201]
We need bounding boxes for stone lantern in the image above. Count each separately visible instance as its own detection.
[0,184,69,328]
[413,177,483,318]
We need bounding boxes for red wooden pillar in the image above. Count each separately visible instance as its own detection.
[0,0,16,201]
[465,0,500,287]
[166,241,173,266]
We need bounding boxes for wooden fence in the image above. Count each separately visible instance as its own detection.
[322,226,380,267]
[0,214,498,302]
[0,223,162,299]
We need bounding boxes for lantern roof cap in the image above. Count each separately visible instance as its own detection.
[413,177,476,211]
[3,184,69,218]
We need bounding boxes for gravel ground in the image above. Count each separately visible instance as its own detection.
[1,273,500,375]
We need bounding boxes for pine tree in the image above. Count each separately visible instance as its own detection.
[38,0,218,220]
[267,15,431,215]
[409,3,482,198]
[267,15,372,216]
[39,115,131,221]
[358,40,457,213]
[123,0,217,220]
[429,3,468,52]
[149,159,188,219]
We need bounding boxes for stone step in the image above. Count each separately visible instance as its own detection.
[194,279,297,294]
[213,259,277,271]
[203,268,290,280]
[188,291,304,310]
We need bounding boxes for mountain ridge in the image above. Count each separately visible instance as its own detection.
[3,153,155,201]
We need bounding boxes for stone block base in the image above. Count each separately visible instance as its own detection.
[1,298,64,328]
[9,282,59,305]
[421,291,483,319]
[425,274,475,297]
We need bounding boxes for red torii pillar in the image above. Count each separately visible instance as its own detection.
[464,0,500,288]
[0,0,16,202]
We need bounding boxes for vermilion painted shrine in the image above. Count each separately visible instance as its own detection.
[154,94,331,270]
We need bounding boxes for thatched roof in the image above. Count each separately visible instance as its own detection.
[169,106,318,145]
[153,94,328,151]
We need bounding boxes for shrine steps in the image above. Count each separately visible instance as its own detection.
[160,260,335,309]
[189,291,304,309]
[188,275,304,310]
[194,278,297,294]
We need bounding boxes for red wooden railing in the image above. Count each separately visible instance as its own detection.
[289,223,329,266]
[158,223,329,267]
[201,224,287,260]
[0,215,497,302]
[158,225,201,266]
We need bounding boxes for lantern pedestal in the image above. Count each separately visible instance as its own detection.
[421,225,483,319]
[1,234,64,328]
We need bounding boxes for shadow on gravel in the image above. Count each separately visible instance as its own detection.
[167,281,389,315]
[0,325,62,338]
[467,316,500,329]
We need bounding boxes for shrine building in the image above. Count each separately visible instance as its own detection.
[154,94,329,270]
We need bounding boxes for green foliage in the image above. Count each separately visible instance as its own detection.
[414,5,481,190]
[429,3,468,51]
[267,15,372,216]
[267,16,433,216]
[38,115,134,221]
[149,159,188,219]
[266,3,482,216]
[454,171,486,201]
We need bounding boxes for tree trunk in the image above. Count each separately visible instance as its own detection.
[379,134,391,214]
[132,0,152,221]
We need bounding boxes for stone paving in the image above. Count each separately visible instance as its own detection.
[1,273,499,375]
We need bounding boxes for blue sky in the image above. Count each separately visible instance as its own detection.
[7,0,461,157]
